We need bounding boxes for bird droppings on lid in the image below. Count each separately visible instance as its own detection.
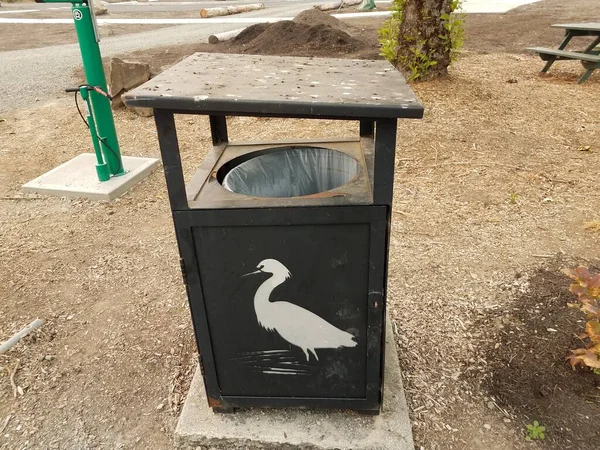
[123,53,422,116]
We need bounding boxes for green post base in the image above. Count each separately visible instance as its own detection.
[358,0,376,12]
[96,163,110,182]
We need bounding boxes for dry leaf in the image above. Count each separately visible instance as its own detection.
[584,221,600,233]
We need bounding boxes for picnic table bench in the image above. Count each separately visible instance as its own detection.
[527,23,600,83]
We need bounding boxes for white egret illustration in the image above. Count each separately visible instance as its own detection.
[243,259,357,362]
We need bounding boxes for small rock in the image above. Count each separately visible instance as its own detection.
[44,355,54,361]
[503,418,512,423]
[132,107,153,118]
[156,403,164,411]
[507,77,518,83]
[486,401,495,410]
[483,423,492,430]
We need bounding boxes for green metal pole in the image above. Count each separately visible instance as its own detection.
[80,87,110,181]
[71,2,124,177]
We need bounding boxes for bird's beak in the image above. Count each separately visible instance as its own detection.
[242,269,262,278]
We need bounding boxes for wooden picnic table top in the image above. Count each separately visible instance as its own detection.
[551,23,600,33]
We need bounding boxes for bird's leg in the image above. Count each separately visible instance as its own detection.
[302,348,310,361]
[309,348,319,361]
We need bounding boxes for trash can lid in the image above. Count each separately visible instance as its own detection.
[123,53,424,120]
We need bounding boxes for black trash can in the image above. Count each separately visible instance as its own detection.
[123,53,423,414]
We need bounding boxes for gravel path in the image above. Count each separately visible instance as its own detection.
[0,5,309,114]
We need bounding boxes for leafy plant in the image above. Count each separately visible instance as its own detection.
[508,192,519,204]
[377,0,405,63]
[378,0,465,81]
[440,0,466,62]
[525,420,546,441]
[563,266,600,371]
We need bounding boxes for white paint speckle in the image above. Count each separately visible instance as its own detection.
[194,95,208,101]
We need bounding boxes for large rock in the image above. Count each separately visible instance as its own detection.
[93,1,109,16]
[108,58,151,110]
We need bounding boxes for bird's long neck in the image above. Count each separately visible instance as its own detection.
[254,274,285,327]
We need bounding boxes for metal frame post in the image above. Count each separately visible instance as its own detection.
[72,1,124,177]
[36,0,124,180]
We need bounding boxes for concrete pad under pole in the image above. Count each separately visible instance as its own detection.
[21,153,159,201]
[175,318,414,450]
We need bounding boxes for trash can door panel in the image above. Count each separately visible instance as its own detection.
[195,222,369,398]
[179,206,388,404]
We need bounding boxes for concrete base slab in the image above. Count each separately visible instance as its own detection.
[21,153,160,201]
[175,318,414,450]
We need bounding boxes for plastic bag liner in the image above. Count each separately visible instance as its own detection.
[220,146,359,198]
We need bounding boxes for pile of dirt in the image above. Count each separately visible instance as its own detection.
[231,9,374,58]
[234,23,271,45]
[292,8,353,32]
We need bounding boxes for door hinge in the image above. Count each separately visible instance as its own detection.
[179,258,188,285]
[198,355,205,376]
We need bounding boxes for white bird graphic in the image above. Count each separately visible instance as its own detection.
[243,259,357,362]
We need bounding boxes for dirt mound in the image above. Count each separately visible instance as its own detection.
[237,21,366,57]
[292,8,353,32]
[233,23,271,45]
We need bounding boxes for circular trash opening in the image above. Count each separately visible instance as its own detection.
[218,146,359,198]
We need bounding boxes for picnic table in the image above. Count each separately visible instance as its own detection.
[527,23,600,83]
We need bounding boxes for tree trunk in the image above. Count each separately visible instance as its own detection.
[395,0,452,80]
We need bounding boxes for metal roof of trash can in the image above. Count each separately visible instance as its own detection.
[122,53,424,119]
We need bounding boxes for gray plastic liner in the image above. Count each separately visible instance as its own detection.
[221,146,359,198]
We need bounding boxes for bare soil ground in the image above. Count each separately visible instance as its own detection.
[464,0,600,53]
[2,1,600,450]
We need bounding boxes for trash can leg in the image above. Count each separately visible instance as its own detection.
[209,115,229,145]
[373,119,397,205]
[360,119,374,137]
[154,109,188,210]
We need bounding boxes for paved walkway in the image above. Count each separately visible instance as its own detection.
[0,0,542,113]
